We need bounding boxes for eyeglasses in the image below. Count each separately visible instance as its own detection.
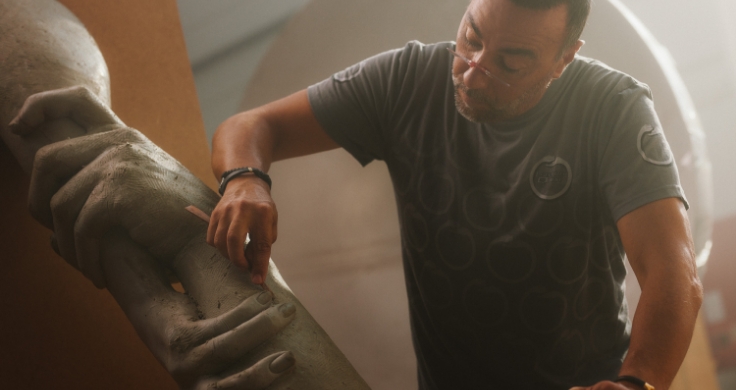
[447,47,510,87]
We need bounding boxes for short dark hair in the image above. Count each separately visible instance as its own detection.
[509,0,591,51]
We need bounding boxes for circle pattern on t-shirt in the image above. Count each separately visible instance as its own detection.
[485,236,536,283]
[332,62,364,82]
[546,237,589,285]
[517,192,565,236]
[520,286,568,334]
[463,187,506,231]
[573,277,606,320]
[436,221,476,270]
[403,203,429,251]
[529,156,572,200]
[463,279,509,328]
[637,124,674,166]
[418,169,456,214]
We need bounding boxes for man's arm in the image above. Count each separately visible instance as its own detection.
[617,197,703,389]
[573,197,703,390]
[208,89,338,284]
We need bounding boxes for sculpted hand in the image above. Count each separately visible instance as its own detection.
[102,230,296,390]
[11,87,220,288]
[207,177,277,285]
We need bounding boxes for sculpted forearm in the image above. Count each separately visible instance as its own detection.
[4,86,369,389]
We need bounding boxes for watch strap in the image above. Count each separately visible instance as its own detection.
[615,375,655,390]
[219,167,272,195]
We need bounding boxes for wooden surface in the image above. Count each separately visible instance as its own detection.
[0,0,212,388]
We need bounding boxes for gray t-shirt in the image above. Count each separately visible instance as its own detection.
[308,41,687,389]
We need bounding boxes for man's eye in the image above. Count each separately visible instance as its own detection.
[501,63,520,74]
[463,35,482,49]
[500,58,529,74]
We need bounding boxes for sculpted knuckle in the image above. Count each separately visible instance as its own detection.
[24,91,44,107]
[120,127,146,145]
[33,144,55,170]
[167,328,193,354]
[69,85,90,97]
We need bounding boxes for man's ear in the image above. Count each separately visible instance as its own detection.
[552,39,585,79]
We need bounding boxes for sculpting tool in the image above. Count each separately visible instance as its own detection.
[185,205,272,293]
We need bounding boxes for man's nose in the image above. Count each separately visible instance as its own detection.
[463,66,491,91]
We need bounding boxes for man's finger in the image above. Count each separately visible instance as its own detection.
[9,86,123,136]
[226,218,250,270]
[246,205,276,284]
[245,235,271,285]
[204,351,295,390]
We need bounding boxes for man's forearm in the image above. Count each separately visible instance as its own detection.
[212,111,276,180]
[211,89,339,181]
[620,270,703,389]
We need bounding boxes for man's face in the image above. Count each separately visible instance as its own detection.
[452,0,580,123]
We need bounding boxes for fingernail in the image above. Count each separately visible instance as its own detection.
[269,351,295,374]
[279,302,296,317]
[257,290,272,305]
[252,274,264,285]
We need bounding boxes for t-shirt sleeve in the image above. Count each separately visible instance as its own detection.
[307,42,420,166]
[598,81,689,221]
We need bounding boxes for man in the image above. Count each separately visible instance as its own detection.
[208,0,703,388]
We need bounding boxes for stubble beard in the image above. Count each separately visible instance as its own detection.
[452,73,554,124]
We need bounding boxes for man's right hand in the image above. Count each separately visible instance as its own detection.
[207,176,278,285]
[208,89,339,285]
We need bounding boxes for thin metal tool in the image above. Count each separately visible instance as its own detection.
[447,47,511,87]
[185,205,272,293]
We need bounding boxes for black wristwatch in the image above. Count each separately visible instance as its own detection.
[219,167,272,195]
[615,375,655,390]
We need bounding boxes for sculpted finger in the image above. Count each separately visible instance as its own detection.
[195,290,274,342]
[29,128,148,227]
[210,351,295,390]
[194,302,296,373]
[47,162,106,270]
[9,86,123,136]
[71,176,123,288]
